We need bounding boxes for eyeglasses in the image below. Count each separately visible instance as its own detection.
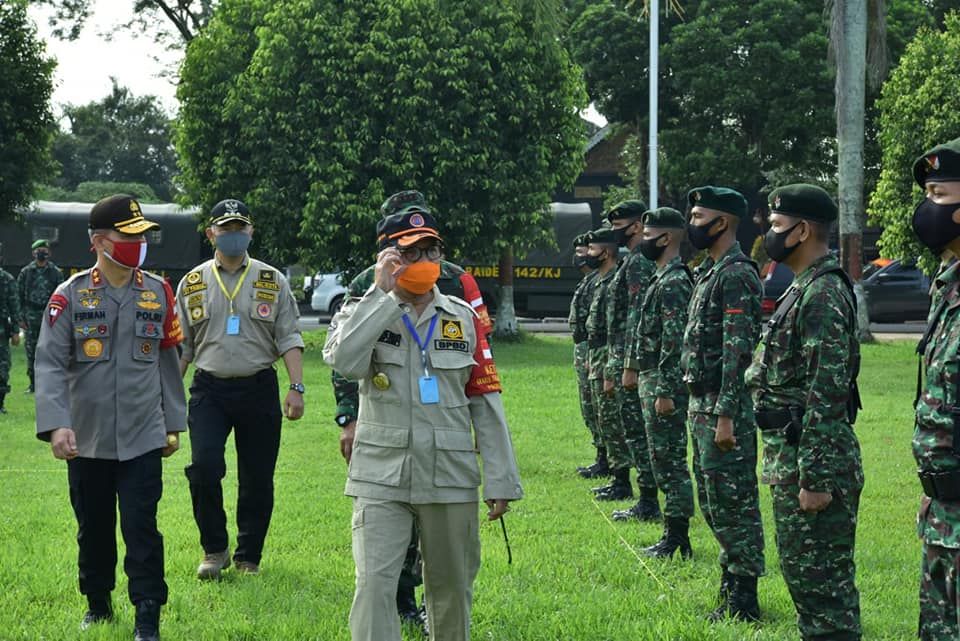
[399,244,443,262]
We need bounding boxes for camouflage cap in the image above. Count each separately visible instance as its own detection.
[589,224,616,245]
[768,184,838,223]
[642,207,685,228]
[31,239,50,250]
[606,199,647,223]
[380,190,431,218]
[687,185,748,218]
[913,137,960,187]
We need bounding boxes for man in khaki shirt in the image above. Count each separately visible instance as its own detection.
[324,205,522,641]
[176,198,305,580]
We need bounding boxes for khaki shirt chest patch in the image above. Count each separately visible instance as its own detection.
[255,290,277,302]
[440,319,463,340]
[253,280,280,291]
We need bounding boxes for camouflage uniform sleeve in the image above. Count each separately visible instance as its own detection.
[796,278,857,492]
[714,267,762,417]
[5,272,20,334]
[16,268,27,323]
[604,266,627,380]
[655,274,691,399]
[330,266,376,423]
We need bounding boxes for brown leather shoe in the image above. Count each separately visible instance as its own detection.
[234,560,260,575]
[197,550,231,580]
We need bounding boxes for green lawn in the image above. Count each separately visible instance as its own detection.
[0,335,920,640]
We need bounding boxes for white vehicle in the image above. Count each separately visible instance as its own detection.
[308,272,348,315]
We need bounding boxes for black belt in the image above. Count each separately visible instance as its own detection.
[755,408,795,431]
[196,367,275,383]
[919,469,960,501]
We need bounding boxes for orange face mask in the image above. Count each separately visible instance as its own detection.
[397,261,441,295]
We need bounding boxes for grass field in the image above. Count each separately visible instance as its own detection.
[0,334,921,641]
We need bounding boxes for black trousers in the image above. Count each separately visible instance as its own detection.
[67,450,167,605]
[185,368,282,564]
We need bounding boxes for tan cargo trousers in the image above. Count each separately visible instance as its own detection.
[349,497,481,641]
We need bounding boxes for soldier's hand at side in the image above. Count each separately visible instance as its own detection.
[162,433,180,458]
[799,488,833,513]
[622,369,638,390]
[714,415,736,452]
[340,421,356,463]
[655,397,675,416]
[51,428,78,460]
[374,247,404,293]
[284,390,304,421]
[603,378,615,396]
[9,332,20,346]
[485,499,510,521]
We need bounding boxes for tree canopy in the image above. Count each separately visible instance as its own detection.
[176,0,587,275]
[0,1,55,222]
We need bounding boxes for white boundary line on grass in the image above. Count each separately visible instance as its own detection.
[592,499,669,591]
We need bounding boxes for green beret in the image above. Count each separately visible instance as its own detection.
[768,183,837,223]
[642,207,685,228]
[589,224,616,245]
[606,199,647,223]
[913,137,960,187]
[687,186,747,218]
[32,239,49,250]
[572,233,589,248]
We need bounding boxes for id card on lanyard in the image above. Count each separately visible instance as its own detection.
[212,261,252,336]
[402,313,439,405]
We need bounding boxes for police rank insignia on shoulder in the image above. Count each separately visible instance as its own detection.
[440,319,463,340]
[377,330,402,347]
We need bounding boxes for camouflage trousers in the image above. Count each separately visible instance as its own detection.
[640,394,694,518]
[619,388,655,491]
[0,338,9,394]
[574,342,600,447]
[24,311,43,384]
[689,411,765,577]
[589,378,655,488]
[920,542,960,640]
[772,482,862,641]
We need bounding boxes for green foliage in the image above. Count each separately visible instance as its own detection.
[36,0,214,44]
[0,2,55,222]
[869,13,960,271]
[52,81,177,201]
[176,0,587,276]
[35,181,162,203]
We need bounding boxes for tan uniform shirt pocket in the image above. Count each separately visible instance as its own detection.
[348,422,409,487]
[433,428,481,488]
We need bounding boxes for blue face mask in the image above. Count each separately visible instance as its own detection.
[215,231,251,257]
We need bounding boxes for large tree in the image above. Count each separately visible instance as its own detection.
[35,0,214,44]
[176,0,587,288]
[0,1,55,222]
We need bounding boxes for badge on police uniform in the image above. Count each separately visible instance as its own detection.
[373,372,390,390]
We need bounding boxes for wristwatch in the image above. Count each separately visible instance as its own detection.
[289,383,305,394]
[336,414,355,427]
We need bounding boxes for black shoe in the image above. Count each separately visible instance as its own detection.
[396,583,419,621]
[706,569,734,622]
[644,517,692,559]
[612,497,661,522]
[591,481,615,494]
[133,599,161,641]
[727,575,760,622]
[0,392,6,413]
[577,447,610,479]
[80,594,113,631]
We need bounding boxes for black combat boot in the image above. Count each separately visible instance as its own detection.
[644,517,692,559]
[397,581,419,623]
[577,447,611,479]
[133,599,161,641]
[727,574,760,622]
[0,392,6,414]
[595,468,633,501]
[706,568,734,622]
[80,593,113,630]
[612,487,661,521]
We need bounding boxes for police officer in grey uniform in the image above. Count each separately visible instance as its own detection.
[324,207,523,641]
[177,198,305,580]
[34,194,186,641]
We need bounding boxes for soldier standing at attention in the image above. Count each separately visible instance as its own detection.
[606,200,660,522]
[177,198,305,580]
[323,207,522,641]
[0,243,21,414]
[746,184,863,641]
[585,225,631,500]
[624,208,695,558]
[910,138,960,640]
[34,194,186,641]
[571,231,607,479]
[17,238,63,393]
[681,186,765,622]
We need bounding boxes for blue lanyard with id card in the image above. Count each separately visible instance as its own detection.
[402,313,440,405]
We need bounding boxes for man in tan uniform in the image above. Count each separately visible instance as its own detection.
[177,198,305,580]
[324,204,523,641]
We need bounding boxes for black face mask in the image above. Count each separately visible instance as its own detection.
[613,222,637,248]
[35,250,49,261]
[639,233,668,262]
[763,222,803,263]
[573,253,589,268]
[687,217,724,250]
[912,198,960,253]
[583,254,604,269]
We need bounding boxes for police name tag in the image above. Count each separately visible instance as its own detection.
[418,376,439,405]
[226,314,240,335]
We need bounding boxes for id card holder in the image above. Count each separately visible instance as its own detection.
[418,376,439,405]
[226,314,240,335]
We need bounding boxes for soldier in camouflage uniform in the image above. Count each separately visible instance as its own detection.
[17,239,63,393]
[330,190,492,634]
[910,139,960,641]
[570,232,607,478]
[0,243,21,414]
[746,185,863,641]
[680,186,765,622]
[624,208,695,558]
[605,201,659,519]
